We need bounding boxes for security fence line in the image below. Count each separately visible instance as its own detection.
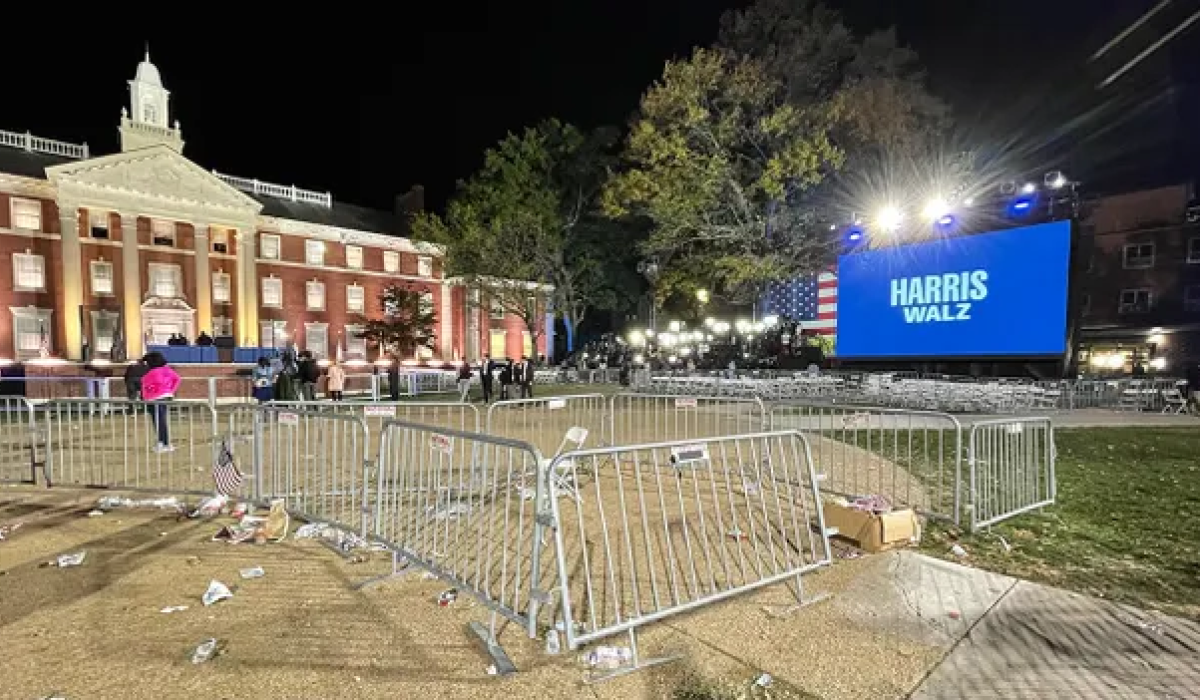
[544,430,833,681]
[0,396,38,484]
[968,417,1056,531]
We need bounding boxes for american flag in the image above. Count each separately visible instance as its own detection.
[212,438,245,496]
[759,269,838,337]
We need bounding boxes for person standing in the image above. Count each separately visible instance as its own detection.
[141,352,181,453]
[297,351,319,401]
[499,360,514,400]
[456,362,473,402]
[479,354,495,403]
[387,354,401,401]
[326,360,346,401]
[124,358,148,401]
[252,357,274,403]
[518,355,535,399]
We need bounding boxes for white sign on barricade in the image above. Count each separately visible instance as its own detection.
[364,405,397,418]
[277,412,300,427]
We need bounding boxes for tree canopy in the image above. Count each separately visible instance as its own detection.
[604,47,843,303]
[356,284,436,357]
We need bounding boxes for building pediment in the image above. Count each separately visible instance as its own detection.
[46,145,262,216]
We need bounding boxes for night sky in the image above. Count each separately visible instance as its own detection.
[4,1,1197,214]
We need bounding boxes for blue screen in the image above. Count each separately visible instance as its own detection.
[835,221,1072,358]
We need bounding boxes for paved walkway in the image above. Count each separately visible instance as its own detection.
[889,553,1200,699]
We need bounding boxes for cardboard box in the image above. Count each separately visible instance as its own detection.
[822,501,919,553]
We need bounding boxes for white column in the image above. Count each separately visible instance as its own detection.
[58,204,84,359]
[119,215,143,358]
[193,223,212,335]
[439,281,453,359]
[236,228,258,346]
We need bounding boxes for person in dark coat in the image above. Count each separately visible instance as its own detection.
[124,358,148,401]
[499,360,514,400]
[479,354,495,403]
[517,355,535,399]
[387,354,402,401]
[297,351,320,401]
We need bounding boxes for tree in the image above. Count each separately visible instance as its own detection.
[356,284,436,357]
[604,48,843,303]
[718,0,950,167]
[415,120,635,353]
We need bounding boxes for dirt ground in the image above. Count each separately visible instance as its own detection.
[0,483,944,700]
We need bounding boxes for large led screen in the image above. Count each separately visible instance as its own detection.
[835,221,1072,358]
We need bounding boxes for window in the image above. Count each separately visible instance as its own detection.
[261,277,283,308]
[305,240,325,266]
[260,233,281,260]
[490,297,505,320]
[10,198,41,231]
[345,245,363,269]
[212,271,231,304]
[89,210,109,239]
[1185,286,1200,312]
[526,295,538,316]
[306,281,326,311]
[417,255,433,277]
[489,330,507,358]
[213,316,234,338]
[90,260,114,296]
[1118,288,1152,314]
[148,263,182,298]
[305,322,329,359]
[383,250,400,273]
[419,291,434,316]
[13,252,46,291]
[346,284,366,313]
[522,331,533,358]
[1122,243,1154,269]
[11,307,52,358]
[211,229,229,254]
[143,102,157,123]
[260,320,287,348]
[345,324,367,359]
[1189,238,1200,264]
[90,311,118,354]
[152,220,175,247]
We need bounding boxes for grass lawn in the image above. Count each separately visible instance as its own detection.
[922,427,1200,618]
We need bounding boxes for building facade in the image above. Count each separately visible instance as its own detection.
[1076,183,1200,373]
[0,51,549,364]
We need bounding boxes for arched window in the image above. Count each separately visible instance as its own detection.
[142,101,158,124]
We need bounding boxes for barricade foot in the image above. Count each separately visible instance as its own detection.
[352,550,410,591]
[763,576,833,618]
[584,654,682,684]
[469,621,517,676]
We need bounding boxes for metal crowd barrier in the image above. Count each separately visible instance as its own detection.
[610,394,767,446]
[486,394,610,457]
[0,396,38,483]
[372,420,548,673]
[267,401,482,456]
[544,430,833,680]
[968,417,1056,531]
[770,403,964,524]
[42,399,219,494]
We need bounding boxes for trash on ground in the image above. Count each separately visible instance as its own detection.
[726,527,748,541]
[190,638,223,664]
[948,610,962,620]
[0,522,23,542]
[202,580,234,607]
[437,588,458,606]
[427,502,472,521]
[485,665,498,676]
[160,605,189,614]
[580,645,633,670]
[230,502,253,520]
[240,566,265,580]
[56,551,87,568]
[950,544,969,558]
[86,509,106,517]
[997,535,1012,553]
[754,673,774,688]
[97,495,182,512]
[213,500,289,544]
[189,494,229,519]
[545,629,562,655]
[294,522,385,553]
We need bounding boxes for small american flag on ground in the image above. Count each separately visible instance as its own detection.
[213,439,244,496]
[760,269,838,337]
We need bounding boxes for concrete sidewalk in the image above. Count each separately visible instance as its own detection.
[887,552,1200,699]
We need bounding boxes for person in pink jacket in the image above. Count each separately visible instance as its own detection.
[140,351,181,452]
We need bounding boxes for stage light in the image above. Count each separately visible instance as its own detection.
[735,319,751,333]
[936,215,956,227]
[1151,357,1166,370]
[922,198,952,222]
[1021,183,1036,194]
[963,197,975,206]
[1046,171,1068,189]
[628,330,645,347]
[1009,197,1034,216]
[877,205,903,232]
[645,328,655,337]
[846,226,865,243]
[764,315,779,327]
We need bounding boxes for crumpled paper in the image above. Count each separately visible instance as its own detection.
[294,522,386,553]
[97,496,182,512]
[202,580,233,606]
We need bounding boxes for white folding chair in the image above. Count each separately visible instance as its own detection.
[543,426,589,502]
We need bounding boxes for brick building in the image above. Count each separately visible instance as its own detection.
[0,50,550,366]
[1076,183,1200,374]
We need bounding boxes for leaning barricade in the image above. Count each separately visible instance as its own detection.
[0,396,38,483]
[246,405,372,536]
[372,420,548,673]
[770,403,964,524]
[968,417,1056,531]
[268,401,482,457]
[486,394,610,457]
[609,394,767,446]
[42,399,219,494]
[543,430,833,681]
